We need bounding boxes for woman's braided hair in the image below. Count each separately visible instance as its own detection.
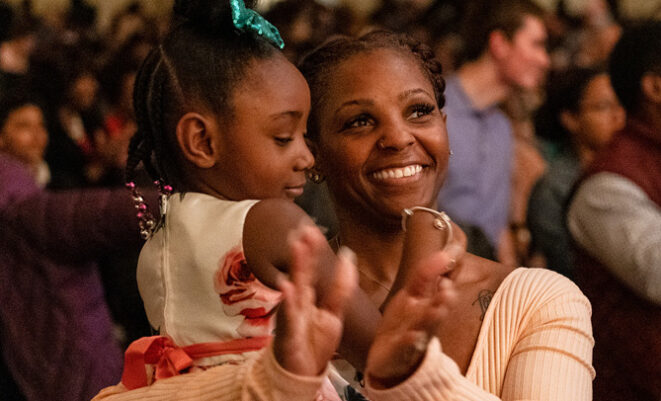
[125,0,278,190]
[298,30,446,141]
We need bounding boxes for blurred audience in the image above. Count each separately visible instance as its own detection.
[0,3,39,96]
[0,88,156,400]
[567,21,661,401]
[264,0,354,62]
[436,0,550,264]
[94,54,140,186]
[24,32,101,187]
[0,3,158,399]
[528,66,625,277]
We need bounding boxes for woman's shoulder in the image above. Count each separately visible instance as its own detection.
[465,257,586,307]
[503,267,583,296]
[493,267,590,317]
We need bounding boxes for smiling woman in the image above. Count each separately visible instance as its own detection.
[298,29,595,399]
[307,47,449,235]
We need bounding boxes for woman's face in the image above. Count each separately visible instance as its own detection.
[313,49,449,222]
[565,74,625,151]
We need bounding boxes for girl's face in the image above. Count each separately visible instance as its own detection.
[566,74,625,151]
[211,55,313,201]
[313,49,449,222]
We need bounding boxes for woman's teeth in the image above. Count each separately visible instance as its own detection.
[371,165,423,180]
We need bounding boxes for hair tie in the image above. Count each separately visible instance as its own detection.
[230,0,285,49]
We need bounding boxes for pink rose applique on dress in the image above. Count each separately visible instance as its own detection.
[214,246,281,338]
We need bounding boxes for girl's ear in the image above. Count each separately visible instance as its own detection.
[176,112,219,169]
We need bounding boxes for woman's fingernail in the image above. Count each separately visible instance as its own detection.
[337,246,357,265]
[275,272,288,289]
[446,243,463,258]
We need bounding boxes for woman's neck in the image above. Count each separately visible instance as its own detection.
[334,211,404,295]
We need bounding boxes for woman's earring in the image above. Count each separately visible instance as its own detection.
[307,168,325,184]
[449,150,454,156]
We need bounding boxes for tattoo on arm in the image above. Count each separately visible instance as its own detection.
[472,290,494,321]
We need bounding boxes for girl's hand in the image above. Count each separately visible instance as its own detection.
[366,251,458,388]
[273,224,358,376]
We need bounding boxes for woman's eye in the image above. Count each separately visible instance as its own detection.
[342,114,372,130]
[408,104,435,119]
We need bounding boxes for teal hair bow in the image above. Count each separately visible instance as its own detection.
[230,0,285,49]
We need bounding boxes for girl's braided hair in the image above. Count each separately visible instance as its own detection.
[297,30,446,141]
[125,0,279,190]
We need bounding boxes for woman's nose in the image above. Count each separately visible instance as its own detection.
[377,119,414,151]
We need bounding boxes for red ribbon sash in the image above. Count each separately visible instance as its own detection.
[121,335,272,390]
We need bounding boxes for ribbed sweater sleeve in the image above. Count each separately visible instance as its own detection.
[365,269,595,401]
[365,338,501,401]
[92,270,593,401]
[92,344,326,401]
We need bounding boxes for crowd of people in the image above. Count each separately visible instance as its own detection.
[0,0,658,400]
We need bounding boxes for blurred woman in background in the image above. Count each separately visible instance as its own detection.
[527,66,625,277]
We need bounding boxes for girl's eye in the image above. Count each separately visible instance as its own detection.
[275,136,293,146]
[342,114,373,131]
[408,103,435,119]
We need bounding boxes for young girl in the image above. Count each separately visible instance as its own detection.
[115,0,378,394]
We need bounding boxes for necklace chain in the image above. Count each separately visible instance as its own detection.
[330,235,392,293]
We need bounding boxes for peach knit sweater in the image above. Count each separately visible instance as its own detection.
[93,268,594,400]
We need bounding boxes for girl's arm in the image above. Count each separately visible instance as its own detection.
[243,198,379,371]
[93,221,357,401]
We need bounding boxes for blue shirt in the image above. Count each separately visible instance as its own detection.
[437,76,513,246]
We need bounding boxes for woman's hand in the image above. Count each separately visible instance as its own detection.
[366,250,458,388]
[382,213,466,311]
[273,224,358,376]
